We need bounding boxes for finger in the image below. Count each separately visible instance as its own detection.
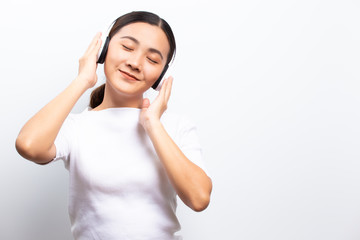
[141,98,150,109]
[157,77,167,100]
[84,32,102,56]
[164,76,173,103]
[154,76,172,104]
[90,36,102,57]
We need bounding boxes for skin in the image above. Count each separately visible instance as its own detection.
[15,22,212,212]
[98,22,170,109]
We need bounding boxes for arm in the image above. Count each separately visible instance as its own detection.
[15,33,102,164]
[140,77,212,211]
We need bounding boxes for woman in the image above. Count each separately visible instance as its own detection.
[16,11,212,240]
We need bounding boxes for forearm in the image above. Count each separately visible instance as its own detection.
[16,77,88,162]
[145,120,212,211]
[16,33,101,163]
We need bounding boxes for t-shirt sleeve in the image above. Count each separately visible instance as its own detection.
[178,116,210,177]
[52,115,75,167]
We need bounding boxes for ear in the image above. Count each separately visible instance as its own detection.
[152,64,169,90]
[97,36,110,64]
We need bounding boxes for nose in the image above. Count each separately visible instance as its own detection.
[126,53,142,72]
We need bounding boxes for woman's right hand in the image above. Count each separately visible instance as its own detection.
[77,32,102,89]
[15,32,103,164]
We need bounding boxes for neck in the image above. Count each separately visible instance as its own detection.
[94,84,143,110]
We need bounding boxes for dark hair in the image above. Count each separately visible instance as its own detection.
[90,11,176,109]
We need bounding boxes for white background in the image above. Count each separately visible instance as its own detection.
[1,0,360,239]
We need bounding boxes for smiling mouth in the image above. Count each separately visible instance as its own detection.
[119,70,139,81]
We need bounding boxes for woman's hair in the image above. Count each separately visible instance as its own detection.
[89,11,176,108]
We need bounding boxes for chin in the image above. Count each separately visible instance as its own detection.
[106,78,148,97]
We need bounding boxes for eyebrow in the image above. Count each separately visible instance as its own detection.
[120,36,164,60]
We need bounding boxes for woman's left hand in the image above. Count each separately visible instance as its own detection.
[139,76,212,211]
[139,76,173,131]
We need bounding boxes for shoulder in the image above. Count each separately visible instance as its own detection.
[161,111,199,142]
[161,111,196,130]
[61,108,90,129]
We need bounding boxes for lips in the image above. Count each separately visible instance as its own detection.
[119,70,139,81]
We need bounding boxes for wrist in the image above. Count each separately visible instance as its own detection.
[73,76,93,92]
[143,118,163,134]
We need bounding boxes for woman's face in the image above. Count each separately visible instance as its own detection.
[104,22,170,96]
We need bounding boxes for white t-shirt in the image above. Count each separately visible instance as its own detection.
[53,107,207,240]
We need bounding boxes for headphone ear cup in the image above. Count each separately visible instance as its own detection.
[97,36,110,64]
[152,64,169,91]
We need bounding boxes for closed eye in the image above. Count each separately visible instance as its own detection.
[147,57,159,64]
[122,45,133,51]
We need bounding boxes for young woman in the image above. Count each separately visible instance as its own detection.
[16,11,212,240]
